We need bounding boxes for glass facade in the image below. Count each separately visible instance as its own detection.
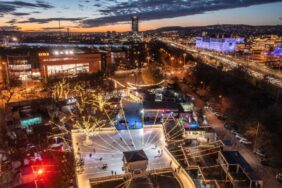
[47,63,89,76]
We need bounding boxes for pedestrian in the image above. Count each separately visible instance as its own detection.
[115,171,117,175]
[111,170,113,175]
[100,157,102,161]
[89,153,92,158]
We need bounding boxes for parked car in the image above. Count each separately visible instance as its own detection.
[239,138,252,145]
[276,173,282,182]
[254,149,266,158]
[231,129,240,136]
[214,112,221,117]
[224,122,238,130]
[235,134,246,140]
[218,114,228,121]
[260,159,270,166]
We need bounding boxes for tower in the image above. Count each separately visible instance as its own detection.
[132,16,139,34]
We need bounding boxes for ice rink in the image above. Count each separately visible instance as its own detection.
[72,128,172,188]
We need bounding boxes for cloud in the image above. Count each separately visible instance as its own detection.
[82,0,282,27]
[6,19,18,24]
[0,0,53,14]
[42,26,65,30]
[11,12,30,16]
[18,17,86,24]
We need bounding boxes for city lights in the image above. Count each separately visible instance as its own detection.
[0,2,281,188]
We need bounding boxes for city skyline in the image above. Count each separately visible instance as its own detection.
[0,0,282,32]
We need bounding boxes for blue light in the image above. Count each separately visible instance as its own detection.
[195,37,244,53]
[270,44,282,57]
[184,122,199,129]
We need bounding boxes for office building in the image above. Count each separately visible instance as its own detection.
[132,16,139,34]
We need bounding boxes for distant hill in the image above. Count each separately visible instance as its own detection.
[145,24,282,36]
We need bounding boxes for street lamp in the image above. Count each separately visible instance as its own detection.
[146,56,151,64]
[183,53,187,66]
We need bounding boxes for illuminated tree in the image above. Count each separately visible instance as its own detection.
[91,92,112,112]
[0,87,15,103]
[52,79,71,101]
[74,116,106,145]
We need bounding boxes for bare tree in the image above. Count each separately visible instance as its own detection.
[51,79,71,101]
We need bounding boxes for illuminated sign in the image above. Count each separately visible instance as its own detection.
[38,52,49,57]
[21,117,42,127]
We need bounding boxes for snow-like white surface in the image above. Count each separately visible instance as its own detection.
[72,128,171,188]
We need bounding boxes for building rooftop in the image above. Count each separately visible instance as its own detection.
[123,150,148,163]
[221,151,261,181]
[143,101,179,111]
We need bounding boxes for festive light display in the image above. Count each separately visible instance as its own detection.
[270,44,282,56]
[196,37,244,52]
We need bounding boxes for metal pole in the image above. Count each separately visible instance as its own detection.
[253,122,260,151]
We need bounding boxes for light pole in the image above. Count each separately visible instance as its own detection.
[170,57,175,66]
[253,122,260,151]
[146,56,151,65]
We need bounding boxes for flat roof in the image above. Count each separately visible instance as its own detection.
[123,150,148,163]
[221,151,261,181]
[143,102,179,111]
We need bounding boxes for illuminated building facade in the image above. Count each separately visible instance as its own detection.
[196,37,244,53]
[6,55,32,81]
[39,52,104,80]
[271,44,282,57]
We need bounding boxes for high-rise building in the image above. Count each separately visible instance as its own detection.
[132,16,139,33]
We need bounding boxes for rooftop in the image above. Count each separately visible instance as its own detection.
[123,150,148,163]
[143,101,179,111]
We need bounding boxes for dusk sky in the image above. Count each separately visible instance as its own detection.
[0,0,282,32]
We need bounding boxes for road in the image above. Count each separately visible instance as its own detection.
[205,110,281,188]
[161,56,281,187]
[175,81,281,188]
[160,38,282,88]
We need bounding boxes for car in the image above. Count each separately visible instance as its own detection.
[218,114,228,121]
[224,122,237,130]
[235,134,245,140]
[260,159,270,166]
[254,149,266,158]
[239,138,252,145]
[214,112,222,117]
[276,173,282,182]
[231,129,240,135]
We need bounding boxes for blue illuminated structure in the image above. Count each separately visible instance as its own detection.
[270,44,282,57]
[115,101,143,130]
[196,37,244,53]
